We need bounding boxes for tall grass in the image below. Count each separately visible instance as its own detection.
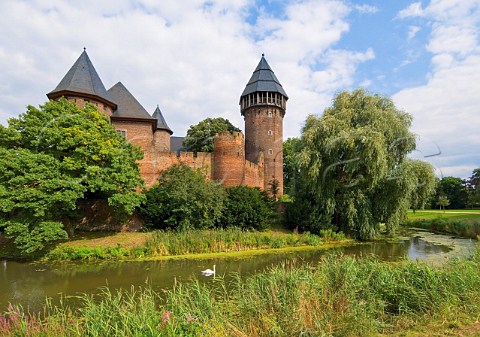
[404,217,480,239]
[3,248,480,336]
[46,228,345,261]
[144,228,341,256]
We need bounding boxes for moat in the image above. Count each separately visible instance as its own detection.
[1,229,476,311]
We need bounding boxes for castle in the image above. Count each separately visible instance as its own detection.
[47,50,288,194]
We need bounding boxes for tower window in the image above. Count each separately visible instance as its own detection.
[267,130,273,136]
[267,111,273,118]
[268,149,273,155]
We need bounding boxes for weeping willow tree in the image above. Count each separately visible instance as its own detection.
[288,89,421,239]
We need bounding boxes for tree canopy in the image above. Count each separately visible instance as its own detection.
[221,186,274,231]
[436,176,468,209]
[0,98,145,253]
[407,160,437,212]
[287,89,417,239]
[283,137,302,196]
[466,168,480,208]
[182,117,241,153]
[139,164,225,230]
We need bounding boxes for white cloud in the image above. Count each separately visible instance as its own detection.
[397,2,424,19]
[427,24,478,56]
[0,0,373,141]
[394,0,480,178]
[354,4,378,14]
[407,25,421,40]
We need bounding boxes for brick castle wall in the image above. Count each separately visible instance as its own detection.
[213,132,245,187]
[65,96,114,116]
[244,106,284,195]
[154,130,171,152]
[65,97,265,190]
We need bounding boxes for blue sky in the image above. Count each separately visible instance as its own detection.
[0,0,478,179]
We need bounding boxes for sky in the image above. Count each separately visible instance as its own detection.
[0,0,479,179]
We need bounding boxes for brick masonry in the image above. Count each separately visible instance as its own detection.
[244,105,284,195]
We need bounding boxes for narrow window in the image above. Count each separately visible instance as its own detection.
[267,111,273,118]
[268,130,273,136]
[116,130,126,137]
[268,149,273,155]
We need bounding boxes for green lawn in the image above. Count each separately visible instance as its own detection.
[407,209,480,221]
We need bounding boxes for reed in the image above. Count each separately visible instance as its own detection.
[46,228,341,261]
[405,217,480,239]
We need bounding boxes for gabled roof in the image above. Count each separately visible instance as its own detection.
[240,55,288,98]
[108,82,156,120]
[47,50,115,107]
[152,105,173,134]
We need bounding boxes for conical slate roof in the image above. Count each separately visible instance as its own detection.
[47,50,115,106]
[108,82,156,120]
[240,55,288,98]
[152,105,173,134]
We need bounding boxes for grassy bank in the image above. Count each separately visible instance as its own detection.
[43,228,346,261]
[2,250,480,336]
[405,210,480,239]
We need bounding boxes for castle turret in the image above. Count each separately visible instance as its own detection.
[47,49,117,116]
[152,105,173,152]
[240,54,288,195]
[213,131,245,187]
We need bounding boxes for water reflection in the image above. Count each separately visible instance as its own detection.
[0,230,476,312]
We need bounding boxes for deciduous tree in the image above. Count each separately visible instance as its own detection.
[0,99,145,253]
[283,137,302,196]
[221,186,274,230]
[183,117,241,153]
[287,89,416,239]
[407,160,437,213]
[139,164,225,230]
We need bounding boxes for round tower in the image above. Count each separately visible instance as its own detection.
[240,54,288,195]
[152,105,173,152]
[47,49,117,116]
[213,131,245,187]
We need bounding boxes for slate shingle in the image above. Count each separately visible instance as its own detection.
[152,105,173,134]
[240,55,288,98]
[108,82,156,120]
[47,50,114,105]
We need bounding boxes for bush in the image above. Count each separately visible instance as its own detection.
[220,186,274,230]
[139,164,226,230]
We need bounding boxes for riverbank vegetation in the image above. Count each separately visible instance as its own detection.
[2,250,480,336]
[404,210,480,239]
[44,228,345,261]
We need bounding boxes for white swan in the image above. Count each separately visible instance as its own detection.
[201,264,216,276]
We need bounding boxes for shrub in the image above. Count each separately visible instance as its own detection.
[139,164,226,230]
[220,186,274,230]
